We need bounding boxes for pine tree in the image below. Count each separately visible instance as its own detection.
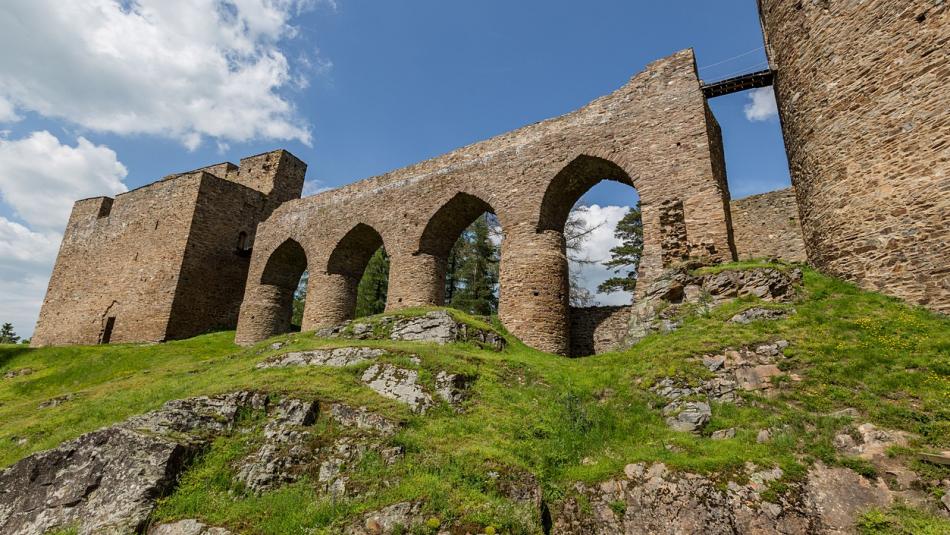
[291,271,308,327]
[597,202,644,294]
[0,323,20,344]
[564,207,602,307]
[355,248,390,317]
[448,214,499,316]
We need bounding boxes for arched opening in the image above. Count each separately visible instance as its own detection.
[416,193,502,316]
[527,155,643,356]
[258,238,308,335]
[325,223,389,321]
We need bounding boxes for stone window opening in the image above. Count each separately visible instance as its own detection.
[416,192,503,316]
[236,231,252,257]
[100,316,116,344]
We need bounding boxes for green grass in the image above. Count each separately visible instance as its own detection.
[3,265,949,534]
[858,504,950,535]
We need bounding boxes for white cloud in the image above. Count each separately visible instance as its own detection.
[0,0,320,149]
[568,204,633,306]
[0,96,19,123]
[0,131,129,339]
[0,131,128,230]
[744,87,778,122]
[302,178,333,196]
[0,217,61,339]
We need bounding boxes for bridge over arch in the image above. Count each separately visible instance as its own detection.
[235,49,736,353]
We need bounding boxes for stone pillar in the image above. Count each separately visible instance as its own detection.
[303,272,358,329]
[235,285,294,345]
[498,224,570,355]
[386,253,444,310]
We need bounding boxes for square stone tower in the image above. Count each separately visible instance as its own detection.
[31,149,306,346]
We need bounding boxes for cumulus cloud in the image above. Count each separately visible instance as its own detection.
[0,217,61,339]
[0,131,130,338]
[568,204,633,306]
[0,96,19,123]
[744,87,778,122]
[0,0,319,149]
[0,131,128,230]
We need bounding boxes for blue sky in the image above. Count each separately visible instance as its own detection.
[0,0,790,337]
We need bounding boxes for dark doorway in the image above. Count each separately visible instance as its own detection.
[101,316,116,344]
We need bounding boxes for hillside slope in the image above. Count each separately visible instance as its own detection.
[1,264,948,534]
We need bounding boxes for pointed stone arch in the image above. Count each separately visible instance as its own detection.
[234,238,308,343]
[537,155,635,233]
[306,223,388,327]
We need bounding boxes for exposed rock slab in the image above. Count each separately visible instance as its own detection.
[730,307,793,324]
[235,398,320,493]
[149,519,233,535]
[0,392,265,535]
[553,461,898,534]
[319,310,505,351]
[361,364,433,413]
[627,264,801,345]
[329,403,399,435]
[653,342,790,433]
[256,347,386,369]
[345,501,425,535]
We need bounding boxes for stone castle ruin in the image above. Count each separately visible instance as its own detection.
[32,1,949,353]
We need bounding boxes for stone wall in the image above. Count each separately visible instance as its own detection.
[569,306,632,357]
[730,187,806,263]
[32,151,305,347]
[758,0,950,312]
[236,49,737,354]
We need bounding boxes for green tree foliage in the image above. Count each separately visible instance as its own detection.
[564,207,601,307]
[290,248,391,326]
[0,323,20,344]
[597,202,643,294]
[355,248,390,318]
[447,214,499,316]
[291,271,308,328]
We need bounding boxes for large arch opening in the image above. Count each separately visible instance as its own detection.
[416,192,502,316]
[324,223,389,321]
[258,238,308,336]
[531,155,643,356]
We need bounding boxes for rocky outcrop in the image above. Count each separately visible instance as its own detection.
[627,264,801,344]
[318,310,506,351]
[345,501,426,535]
[329,403,399,435]
[257,347,386,369]
[360,364,474,414]
[360,364,434,413]
[552,461,896,534]
[0,392,266,535]
[653,341,791,433]
[2,367,33,379]
[730,307,793,324]
[149,519,233,535]
[236,398,320,493]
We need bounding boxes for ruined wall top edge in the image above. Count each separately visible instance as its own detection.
[275,48,700,215]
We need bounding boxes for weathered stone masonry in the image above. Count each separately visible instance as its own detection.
[758,0,950,312]
[234,49,735,354]
[31,151,305,346]
[32,48,821,354]
[731,187,807,263]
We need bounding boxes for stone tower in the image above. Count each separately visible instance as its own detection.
[757,0,949,312]
[31,150,306,346]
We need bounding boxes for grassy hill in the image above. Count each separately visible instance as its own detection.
[2,265,948,534]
